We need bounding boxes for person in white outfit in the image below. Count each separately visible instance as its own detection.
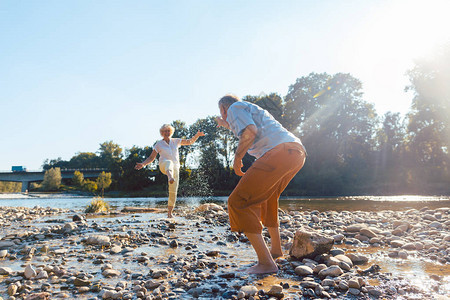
[135,124,205,218]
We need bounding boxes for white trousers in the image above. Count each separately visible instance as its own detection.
[159,160,179,207]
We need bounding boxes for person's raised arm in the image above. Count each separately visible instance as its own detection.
[135,149,158,170]
[233,124,257,176]
[180,131,205,146]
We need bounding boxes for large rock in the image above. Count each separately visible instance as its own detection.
[110,246,122,254]
[318,265,344,278]
[345,224,367,233]
[0,240,15,249]
[346,253,369,265]
[102,269,121,278]
[35,270,48,280]
[74,278,91,287]
[295,265,314,276]
[360,228,377,238]
[334,254,353,267]
[24,264,37,279]
[86,235,110,246]
[289,227,334,260]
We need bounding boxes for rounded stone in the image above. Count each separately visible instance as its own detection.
[398,250,408,259]
[239,285,258,297]
[318,265,343,278]
[295,265,314,276]
[348,278,360,289]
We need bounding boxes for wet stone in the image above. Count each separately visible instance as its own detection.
[24,264,37,279]
[0,267,13,275]
[267,284,284,298]
[295,265,313,276]
[348,287,360,295]
[169,240,178,248]
[74,278,91,287]
[0,249,8,258]
[240,285,258,297]
[318,265,343,278]
[8,284,18,296]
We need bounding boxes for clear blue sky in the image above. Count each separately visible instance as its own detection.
[1,0,449,171]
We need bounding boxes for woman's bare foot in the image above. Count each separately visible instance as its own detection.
[167,206,174,218]
[245,263,278,274]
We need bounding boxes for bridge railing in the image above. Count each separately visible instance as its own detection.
[0,170,42,173]
[59,168,110,172]
[0,168,110,173]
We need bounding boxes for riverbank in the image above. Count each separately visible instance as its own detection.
[0,203,448,299]
[0,192,86,199]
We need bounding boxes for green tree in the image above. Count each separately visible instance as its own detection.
[0,182,21,193]
[243,93,287,127]
[72,170,84,188]
[404,44,450,193]
[285,72,378,195]
[373,112,407,193]
[41,167,62,191]
[99,141,123,162]
[190,116,237,170]
[69,152,100,168]
[42,157,69,170]
[98,141,123,188]
[43,152,101,170]
[83,180,98,193]
[120,146,155,191]
[96,171,112,197]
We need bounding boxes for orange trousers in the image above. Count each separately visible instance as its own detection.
[228,142,306,234]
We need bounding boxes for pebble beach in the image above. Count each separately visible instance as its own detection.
[0,202,449,300]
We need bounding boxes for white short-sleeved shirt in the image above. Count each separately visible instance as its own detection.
[227,101,303,159]
[153,138,182,166]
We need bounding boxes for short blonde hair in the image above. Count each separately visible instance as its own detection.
[159,124,175,137]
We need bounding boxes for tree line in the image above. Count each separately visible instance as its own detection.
[41,45,450,196]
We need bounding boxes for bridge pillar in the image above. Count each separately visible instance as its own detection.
[21,181,29,193]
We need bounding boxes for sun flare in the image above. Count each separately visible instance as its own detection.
[361,0,450,61]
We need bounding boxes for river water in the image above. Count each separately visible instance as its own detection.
[1,194,449,212]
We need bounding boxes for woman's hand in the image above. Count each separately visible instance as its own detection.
[196,131,205,137]
[135,162,145,170]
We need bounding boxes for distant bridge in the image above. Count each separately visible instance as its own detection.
[0,169,109,193]
[0,168,159,192]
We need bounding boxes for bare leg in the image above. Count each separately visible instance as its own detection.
[168,205,174,218]
[166,170,175,184]
[244,232,278,274]
[268,227,283,259]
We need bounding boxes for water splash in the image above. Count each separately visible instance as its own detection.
[179,168,213,198]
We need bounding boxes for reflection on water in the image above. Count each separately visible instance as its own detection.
[0,195,449,212]
[336,244,450,295]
